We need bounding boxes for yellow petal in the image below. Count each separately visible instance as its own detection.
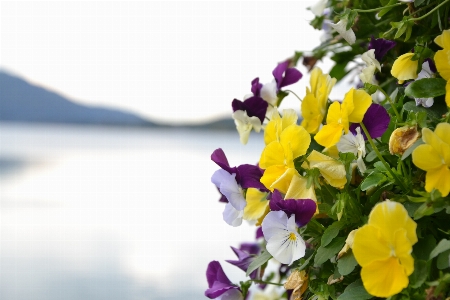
[259,141,285,169]
[391,53,419,83]
[434,49,450,81]
[306,150,347,188]
[301,93,324,134]
[446,80,450,108]
[412,144,443,171]
[361,257,409,298]
[285,173,318,213]
[434,29,450,49]
[435,122,450,147]
[260,165,287,192]
[425,164,450,197]
[346,89,372,123]
[394,230,415,276]
[281,109,298,131]
[352,225,391,267]
[422,126,450,164]
[280,124,311,159]
[244,188,269,221]
[264,109,281,145]
[314,122,344,150]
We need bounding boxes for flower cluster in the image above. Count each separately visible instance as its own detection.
[206,1,450,299]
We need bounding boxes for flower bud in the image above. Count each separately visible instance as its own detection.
[389,126,420,155]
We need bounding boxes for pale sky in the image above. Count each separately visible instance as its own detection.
[1,1,324,124]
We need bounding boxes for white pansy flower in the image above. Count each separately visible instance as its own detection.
[262,211,306,265]
[337,127,367,173]
[329,19,356,45]
[360,49,381,84]
[232,110,262,145]
[359,65,377,84]
[260,80,278,119]
[414,60,435,108]
[222,202,244,227]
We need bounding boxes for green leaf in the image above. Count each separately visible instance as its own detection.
[314,237,346,265]
[329,63,348,81]
[361,172,386,191]
[378,0,398,18]
[337,279,372,300]
[413,233,436,260]
[409,260,428,288]
[429,239,450,260]
[321,221,344,247]
[405,78,447,99]
[246,251,272,276]
[437,249,450,269]
[337,252,358,276]
[403,101,443,120]
[401,139,424,160]
[415,0,426,6]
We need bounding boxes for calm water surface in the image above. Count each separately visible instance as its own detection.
[0,123,265,300]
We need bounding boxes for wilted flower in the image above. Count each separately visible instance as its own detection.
[284,270,308,300]
[329,19,356,45]
[388,126,420,155]
[262,211,306,265]
[391,53,418,84]
[352,200,417,298]
[412,123,450,196]
[337,229,357,258]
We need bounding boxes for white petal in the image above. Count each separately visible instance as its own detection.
[211,169,234,189]
[361,49,381,71]
[212,169,246,210]
[330,20,356,45]
[266,231,305,265]
[223,203,243,227]
[424,98,434,107]
[337,133,358,155]
[260,80,278,106]
[310,0,327,16]
[286,214,297,232]
[359,65,376,84]
[417,60,434,80]
[248,116,262,132]
[262,211,289,241]
[357,156,366,173]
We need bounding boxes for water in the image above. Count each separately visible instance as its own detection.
[0,123,265,300]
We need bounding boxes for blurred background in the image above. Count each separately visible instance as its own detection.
[0,1,327,299]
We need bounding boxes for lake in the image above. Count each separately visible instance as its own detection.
[0,123,266,300]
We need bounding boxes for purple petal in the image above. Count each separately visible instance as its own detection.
[279,68,303,89]
[236,164,267,191]
[239,243,260,255]
[272,61,302,89]
[350,104,390,139]
[232,99,245,112]
[368,36,396,61]
[256,227,263,239]
[251,77,263,97]
[226,247,255,276]
[269,190,316,227]
[211,148,231,171]
[231,96,268,124]
[425,58,437,73]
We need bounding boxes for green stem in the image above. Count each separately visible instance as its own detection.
[376,86,401,121]
[250,279,284,287]
[410,0,450,21]
[360,123,409,193]
[412,1,438,16]
[285,89,302,102]
[354,2,402,13]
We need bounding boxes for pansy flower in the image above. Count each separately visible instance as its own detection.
[211,148,266,226]
[262,210,306,265]
[352,200,417,298]
[314,88,372,148]
[412,123,450,197]
[205,261,244,300]
[337,127,367,173]
[368,36,396,62]
[232,96,268,144]
[359,49,381,84]
[349,103,390,140]
[434,29,450,107]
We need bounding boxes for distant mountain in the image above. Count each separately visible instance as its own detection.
[0,71,155,126]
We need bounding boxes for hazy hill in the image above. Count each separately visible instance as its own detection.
[0,71,155,126]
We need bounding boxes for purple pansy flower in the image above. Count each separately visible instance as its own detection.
[232,96,268,125]
[211,148,267,191]
[269,190,316,227]
[205,261,243,299]
[368,36,396,61]
[226,244,261,280]
[350,104,390,139]
[251,78,263,97]
[272,61,303,90]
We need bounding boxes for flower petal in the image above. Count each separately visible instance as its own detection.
[223,202,244,227]
[269,190,317,227]
[391,53,419,83]
[259,141,286,169]
[280,124,311,159]
[425,164,450,196]
[412,144,442,171]
[350,104,390,139]
[352,224,391,267]
[243,188,269,221]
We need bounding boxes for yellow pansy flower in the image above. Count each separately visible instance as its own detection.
[353,200,417,298]
[391,53,418,84]
[302,150,347,189]
[259,109,311,193]
[314,88,372,148]
[243,188,269,221]
[301,68,336,134]
[412,123,450,197]
[434,29,450,49]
